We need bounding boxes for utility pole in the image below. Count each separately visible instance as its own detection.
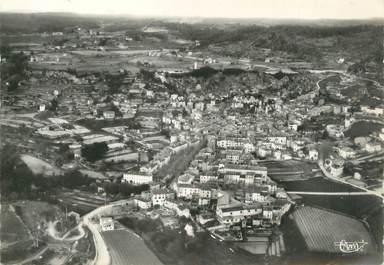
[36,229,39,248]
[33,224,40,248]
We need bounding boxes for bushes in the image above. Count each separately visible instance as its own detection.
[59,170,93,189]
[105,73,124,94]
[222,68,246,76]
[191,67,218,78]
[119,217,161,234]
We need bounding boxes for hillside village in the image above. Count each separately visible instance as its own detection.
[0,13,383,265]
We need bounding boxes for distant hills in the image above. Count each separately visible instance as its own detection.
[0,12,383,32]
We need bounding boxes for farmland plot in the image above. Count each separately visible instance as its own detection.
[102,227,163,265]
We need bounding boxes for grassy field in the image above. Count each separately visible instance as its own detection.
[0,239,47,264]
[341,84,366,98]
[292,206,376,254]
[318,75,341,90]
[0,204,31,248]
[127,55,194,69]
[20,154,62,176]
[31,57,141,74]
[0,205,49,264]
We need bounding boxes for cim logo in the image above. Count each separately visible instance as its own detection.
[334,240,368,253]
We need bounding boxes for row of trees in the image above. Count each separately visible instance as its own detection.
[103,182,149,197]
[1,45,29,91]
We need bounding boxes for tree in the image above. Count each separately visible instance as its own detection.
[343,161,354,176]
[105,74,124,94]
[111,104,123,117]
[0,45,11,59]
[81,142,108,162]
[103,182,119,195]
[1,46,29,92]
[8,52,29,77]
[347,62,366,75]
[49,98,59,112]
[0,146,36,198]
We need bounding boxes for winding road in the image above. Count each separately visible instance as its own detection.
[47,221,86,241]
[81,199,135,265]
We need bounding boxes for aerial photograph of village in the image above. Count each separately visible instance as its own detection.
[0,0,383,265]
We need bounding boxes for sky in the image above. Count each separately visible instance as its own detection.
[0,0,383,19]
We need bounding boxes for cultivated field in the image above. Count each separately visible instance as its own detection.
[258,160,321,181]
[292,206,376,254]
[102,226,163,265]
[57,190,107,214]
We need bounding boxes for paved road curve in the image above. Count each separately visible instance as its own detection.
[81,200,132,265]
[81,199,140,265]
[83,209,111,265]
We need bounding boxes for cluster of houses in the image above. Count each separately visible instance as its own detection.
[129,129,292,235]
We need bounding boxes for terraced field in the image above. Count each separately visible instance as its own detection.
[102,225,163,265]
[258,160,321,181]
[292,206,376,254]
[58,190,107,214]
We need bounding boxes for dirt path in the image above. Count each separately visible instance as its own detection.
[47,221,85,241]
